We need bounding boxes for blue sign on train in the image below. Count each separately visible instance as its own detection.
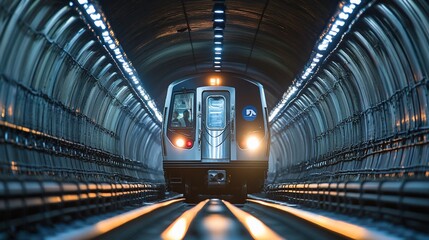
[242,105,257,121]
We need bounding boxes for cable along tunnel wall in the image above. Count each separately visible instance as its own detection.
[267,0,429,230]
[0,0,164,228]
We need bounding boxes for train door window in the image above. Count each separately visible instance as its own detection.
[206,96,226,129]
[170,92,194,128]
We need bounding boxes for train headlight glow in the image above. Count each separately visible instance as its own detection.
[175,138,186,148]
[246,136,260,150]
[174,138,193,149]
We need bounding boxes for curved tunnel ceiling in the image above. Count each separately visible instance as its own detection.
[99,0,340,110]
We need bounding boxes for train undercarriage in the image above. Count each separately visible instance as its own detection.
[164,161,267,203]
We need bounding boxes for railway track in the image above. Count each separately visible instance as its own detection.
[51,196,389,240]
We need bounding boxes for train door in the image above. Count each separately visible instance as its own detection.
[201,91,231,161]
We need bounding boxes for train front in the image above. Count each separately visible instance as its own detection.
[162,77,269,202]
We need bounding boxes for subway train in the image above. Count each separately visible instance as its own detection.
[161,76,270,201]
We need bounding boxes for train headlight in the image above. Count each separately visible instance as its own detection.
[175,138,186,148]
[246,136,260,150]
[174,138,193,149]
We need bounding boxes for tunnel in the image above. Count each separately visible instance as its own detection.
[1,0,428,237]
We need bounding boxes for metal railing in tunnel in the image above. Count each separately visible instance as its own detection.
[0,180,164,230]
[0,0,165,231]
[265,180,429,232]
[268,0,429,183]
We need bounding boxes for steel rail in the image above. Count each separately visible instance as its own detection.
[50,197,185,240]
[222,200,283,240]
[247,197,392,240]
[37,197,399,239]
[161,199,209,239]
[162,199,280,239]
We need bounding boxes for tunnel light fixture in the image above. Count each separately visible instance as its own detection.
[214,30,223,38]
[212,6,226,29]
[213,3,226,14]
[213,22,225,31]
[71,0,162,123]
[269,0,366,123]
[212,2,226,72]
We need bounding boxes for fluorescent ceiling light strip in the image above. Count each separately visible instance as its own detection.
[213,3,226,72]
[71,0,162,122]
[268,0,366,123]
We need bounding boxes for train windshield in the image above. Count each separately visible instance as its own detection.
[207,96,226,129]
[170,92,194,128]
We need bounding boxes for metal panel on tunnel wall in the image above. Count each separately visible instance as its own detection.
[269,0,429,183]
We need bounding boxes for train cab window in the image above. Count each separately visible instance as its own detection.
[207,96,226,129]
[170,92,194,128]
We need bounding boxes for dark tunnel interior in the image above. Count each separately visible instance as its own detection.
[0,0,429,236]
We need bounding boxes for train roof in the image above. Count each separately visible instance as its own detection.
[167,76,264,93]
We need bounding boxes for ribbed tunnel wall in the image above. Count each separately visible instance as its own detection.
[265,1,429,227]
[269,0,429,183]
[0,0,164,218]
